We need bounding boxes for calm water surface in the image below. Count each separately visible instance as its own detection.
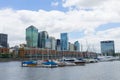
[0,61,120,80]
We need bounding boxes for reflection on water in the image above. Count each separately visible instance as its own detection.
[0,61,120,80]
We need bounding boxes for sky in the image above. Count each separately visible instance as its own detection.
[0,0,120,53]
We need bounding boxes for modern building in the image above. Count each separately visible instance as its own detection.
[45,37,56,50]
[45,38,51,49]
[38,31,49,48]
[69,42,75,51]
[56,39,61,51]
[60,33,69,51]
[101,40,115,56]
[26,25,38,48]
[50,37,56,50]
[0,33,8,48]
[74,41,80,52]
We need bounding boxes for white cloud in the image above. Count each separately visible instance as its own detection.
[61,0,120,52]
[62,0,120,22]
[62,0,120,10]
[75,27,120,53]
[62,0,107,9]
[96,27,120,39]
[0,0,120,53]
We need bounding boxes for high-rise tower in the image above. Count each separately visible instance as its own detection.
[0,33,8,48]
[60,33,69,51]
[101,40,115,56]
[38,31,49,48]
[26,25,38,48]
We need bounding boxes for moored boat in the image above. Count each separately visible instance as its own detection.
[41,60,58,68]
[61,57,85,65]
[22,60,37,67]
[74,58,86,65]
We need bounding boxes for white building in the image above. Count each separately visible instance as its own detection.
[69,42,75,51]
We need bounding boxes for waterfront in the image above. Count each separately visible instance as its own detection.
[0,61,120,80]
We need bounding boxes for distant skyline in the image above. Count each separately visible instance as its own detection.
[0,0,120,53]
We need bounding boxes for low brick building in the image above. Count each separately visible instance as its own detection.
[18,48,97,60]
[0,48,9,54]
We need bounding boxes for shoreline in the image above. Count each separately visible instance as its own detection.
[0,58,22,62]
[0,58,38,62]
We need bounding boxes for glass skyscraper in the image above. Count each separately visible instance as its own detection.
[60,33,69,51]
[45,37,56,50]
[101,40,115,56]
[0,33,8,48]
[38,31,49,48]
[26,25,38,48]
[50,37,56,50]
[74,41,80,52]
[56,39,61,51]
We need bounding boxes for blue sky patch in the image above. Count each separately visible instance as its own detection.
[69,31,85,39]
[0,0,67,11]
[96,22,120,31]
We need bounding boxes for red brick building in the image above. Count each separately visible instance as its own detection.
[0,48,9,54]
[18,48,97,60]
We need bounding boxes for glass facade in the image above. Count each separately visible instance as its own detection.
[101,41,115,56]
[26,25,38,48]
[56,39,61,51]
[50,37,56,50]
[60,33,68,51]
[69,42,75,51]
[74,41,80,52]
[38,31,49,48]
[0,33,8,48]
[45,38,51,49]
[45,37,56,50]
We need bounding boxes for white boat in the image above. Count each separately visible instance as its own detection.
[64,61,76,66]
[97,56,117,62]
[74,58,86,65]
[53,60,66,67]
[83,58,97,63]
[61,57,85,66]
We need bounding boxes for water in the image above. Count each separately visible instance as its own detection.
[0,61,120,80]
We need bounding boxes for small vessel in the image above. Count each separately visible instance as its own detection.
[22,60,37,67]
[97,56,117,62]
[53,60,66,67]
[61,57,85,66]
[74,58,86,65]
[64,61,76,66]
[83,58,97,63]
[41,60,58,68]
[88,58,97,63]
[59,58,76,66]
